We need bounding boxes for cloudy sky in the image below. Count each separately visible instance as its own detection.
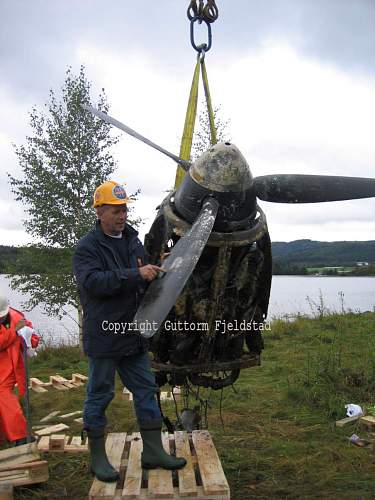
[1,0,375,245]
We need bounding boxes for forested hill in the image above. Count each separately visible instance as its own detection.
[1,241,375,275]
[272,239,375,267]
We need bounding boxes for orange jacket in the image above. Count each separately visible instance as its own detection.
[0,308,32,397]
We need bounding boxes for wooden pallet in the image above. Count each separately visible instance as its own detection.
[89,430,230,499]
[0,443,40,468]
[29,373,88,393]
[38,434,88,453]
[0,461,48,488]
[0,443,48,488]
[122,387,181,402]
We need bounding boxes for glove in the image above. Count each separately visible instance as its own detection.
[31,333,40,348]
[17,326,35,348]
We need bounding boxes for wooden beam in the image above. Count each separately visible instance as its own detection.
[60,411,83,420]
[122,433,142,498]
[360,415,375,429]
[72,373,88,383]
[29,378,48,393]
[50,375,76,389]
[174,431,197,497]
[148,432,174,498]
[40,411,61,423]
[0,443,40,468]
[335,415,361,427]
[0,461,49,487]
[35,424,69,436]
[192,430,230,496]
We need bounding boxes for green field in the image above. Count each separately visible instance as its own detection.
[4,311,375,499]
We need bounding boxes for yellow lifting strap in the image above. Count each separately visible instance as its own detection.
[174,55,217,189]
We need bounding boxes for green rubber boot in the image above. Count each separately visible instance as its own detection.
[140,419,187,470]
[87,428,119,482]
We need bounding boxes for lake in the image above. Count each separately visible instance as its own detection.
[0,274,374,344]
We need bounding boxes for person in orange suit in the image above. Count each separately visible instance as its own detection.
[0,294,39,446]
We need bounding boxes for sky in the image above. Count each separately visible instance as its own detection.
[1,0,375,245]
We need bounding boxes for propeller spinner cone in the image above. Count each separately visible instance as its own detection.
[174,143,257,231]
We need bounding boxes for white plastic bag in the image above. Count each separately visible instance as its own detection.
[345,404,363,417]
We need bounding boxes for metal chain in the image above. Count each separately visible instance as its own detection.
[187,0,219,24]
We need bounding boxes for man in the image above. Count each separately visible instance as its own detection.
[0,294,39,446]
[73,180,186,482]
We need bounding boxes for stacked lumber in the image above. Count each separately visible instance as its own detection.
[0,443,48,488]
[29,373,88,393]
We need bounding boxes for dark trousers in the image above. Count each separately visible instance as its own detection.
[83,352,161,429]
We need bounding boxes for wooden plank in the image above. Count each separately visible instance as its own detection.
[72,373,88,383]
[37,436,50,452]
[40,410,61,423]
[89,433,127,500]
[38,435,87,453]
[30,377,51,387]
[0,484,13,500]
[360,415,375,428]
[70,436,83,446]
[192,430,229,496]
[35,424,69,436]
[29,377,48,393]
[60,411,83,419]
[49,434,67,451]
[0,461,48,487]
[335,415,361,427]
[0,443,40,468]
[122,434,142,499]
[50,375,76,389]
[65,435,88,453]
[174,431,197,497]
[148,433,174,498]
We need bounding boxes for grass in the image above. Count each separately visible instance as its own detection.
[4,311,375,499]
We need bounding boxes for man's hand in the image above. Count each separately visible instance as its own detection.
[138,264,166,282]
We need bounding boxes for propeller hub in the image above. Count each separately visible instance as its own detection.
[191,142,253,191]
[174,143,257,231]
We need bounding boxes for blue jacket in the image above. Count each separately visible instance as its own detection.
[73,221,149,357]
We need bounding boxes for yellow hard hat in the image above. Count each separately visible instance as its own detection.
[92,181,132,208]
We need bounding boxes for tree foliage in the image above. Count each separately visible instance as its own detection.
[8,66,119,327]
[191,102,230,161]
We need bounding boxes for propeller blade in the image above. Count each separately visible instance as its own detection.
[134,197,219,338]
[82,104,190,171]
[254,174,375,203]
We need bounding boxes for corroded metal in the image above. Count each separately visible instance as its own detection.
[164,194,268,246]
[151,353,260,373]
